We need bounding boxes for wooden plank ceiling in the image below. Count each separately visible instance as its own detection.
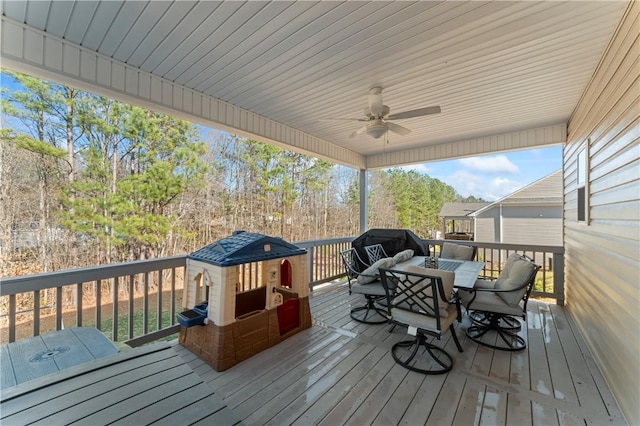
[1,1,628,169]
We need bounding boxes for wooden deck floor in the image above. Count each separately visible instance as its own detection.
[173,282,626,426]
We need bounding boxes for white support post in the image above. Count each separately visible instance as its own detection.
[359,169,368,234]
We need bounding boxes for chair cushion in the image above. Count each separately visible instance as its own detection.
[357,257,396,284]
[392,249,414,263]
[440,242,474,261]
[351,280,386,296]
[473,279,495,290]
[495,255,537,305]
[399,265,454,318]
[391,303,457,333]
[458,288,525,316]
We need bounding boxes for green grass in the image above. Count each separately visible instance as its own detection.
[84,308,177,346]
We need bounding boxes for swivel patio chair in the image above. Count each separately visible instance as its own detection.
[439,242,477,261]
[340,248,394,324]
[458,253,540,351]
[364,243,389,264]
[379,265,463,375]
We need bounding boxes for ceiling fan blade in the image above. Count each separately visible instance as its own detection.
[386,122,412,136]
[387,106,441,120]
[349,125,370,138]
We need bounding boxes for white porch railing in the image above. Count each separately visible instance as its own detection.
[0,238,563,345]
[424,239,564,304]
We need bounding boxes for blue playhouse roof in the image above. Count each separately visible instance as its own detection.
[187,231,306,267]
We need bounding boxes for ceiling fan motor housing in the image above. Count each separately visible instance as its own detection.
[363,105,390,119]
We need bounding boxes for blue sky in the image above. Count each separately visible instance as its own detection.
[399,146,562,201]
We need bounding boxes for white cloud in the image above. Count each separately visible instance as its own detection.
[447,171,524,201]
[485,177,523,201]
[458,155,519,174]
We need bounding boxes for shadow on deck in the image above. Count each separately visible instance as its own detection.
[173,282,625,425]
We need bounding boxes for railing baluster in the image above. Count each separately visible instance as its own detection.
[307,246,314,291]
[157,270,163,331]
[56,286,63,330]
[170,268,176,325]
[330,243,334,277]
[541,251,548,293]
[96,279,102,330]
[33,290,40,336]
[9,294,16,343]
[113,277,119,342]
[143,272,149,336]
[128,274,134,339]
[76,282,83,327]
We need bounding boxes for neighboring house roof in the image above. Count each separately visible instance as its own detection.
[439,202,490,218]
[471,170,562,216]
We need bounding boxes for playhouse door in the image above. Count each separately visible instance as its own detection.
[280,259,292,288]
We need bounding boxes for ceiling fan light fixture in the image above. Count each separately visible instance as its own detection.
[367,124,387,139]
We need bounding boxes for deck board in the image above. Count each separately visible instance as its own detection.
[0,346,177,417]
[289,346,388,425]
[1,342,243,426]
[257,342,375,425]
[172,281,625,425]
[230,335,356,417]
[318,349,399,426]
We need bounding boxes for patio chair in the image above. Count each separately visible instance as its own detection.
[458,253,540,351]
[340,248,394,324]
[379,265,463,375]
[439,242,477,261]
[364,243,389,264]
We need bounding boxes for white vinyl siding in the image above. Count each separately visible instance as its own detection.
[501,207,562,246]
[474,215,498,243]
[564,2,639,423]
[474,206,562,246]
[473,171,563,245]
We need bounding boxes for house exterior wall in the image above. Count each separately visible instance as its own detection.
[474,170,563,246]
[474,206,562,246]
[474,211,499,242]
[501,206,562,246]
[564,2,639,423]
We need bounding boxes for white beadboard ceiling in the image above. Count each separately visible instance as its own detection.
[1,1,628,169]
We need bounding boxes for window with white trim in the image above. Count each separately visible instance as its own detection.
[577,143,589,223]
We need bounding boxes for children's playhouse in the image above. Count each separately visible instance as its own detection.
[178,231,312,371]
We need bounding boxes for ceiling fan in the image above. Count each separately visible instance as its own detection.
[325,87,441,139]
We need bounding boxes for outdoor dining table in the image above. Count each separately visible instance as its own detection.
[0,341,242,425]
[394,256,485,289]
[1,327,118,390]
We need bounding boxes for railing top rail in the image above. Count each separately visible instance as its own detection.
[1,256,186,296]
[423,239,564,254]
[1,238,563,297]
[294,237,355,247]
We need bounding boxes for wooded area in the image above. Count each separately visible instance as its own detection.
[1,71,481,277]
